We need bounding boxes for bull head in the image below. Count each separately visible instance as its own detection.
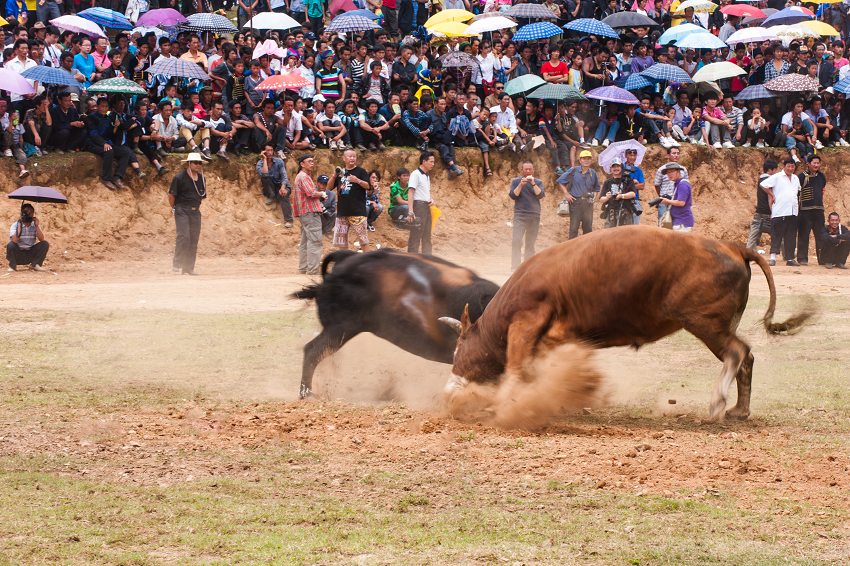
[439,304,471,337]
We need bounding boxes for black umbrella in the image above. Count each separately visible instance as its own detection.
[7,186,68,204]
[602,12,660,28]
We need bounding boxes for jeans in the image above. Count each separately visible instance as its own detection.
[261,177,293,223]
[568,198,593,239]
[709,123,732,144]
[770,215,797,261]
[407,200,432,254]
[797,209,825,264]
[434,141,455,167]
[6,240,49,269]
[36,0,61,23]
[297,212,323,273]
[174,205,202,273]
[383,6,399,37]
[511,212,540,270]
[747,213,772,249]
[594,121,618,142]
[548,140,570,170]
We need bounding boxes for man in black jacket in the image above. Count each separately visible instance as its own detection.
[747,158,777,249]
[48,91,85,153]
[426,97,464,178]
[820,212,850,269]
[85,97,137,190]
[797,154,827,265]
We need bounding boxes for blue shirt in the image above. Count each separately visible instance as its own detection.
[624,163,644,199]
[557,167,599,199]
[73,54,96,88]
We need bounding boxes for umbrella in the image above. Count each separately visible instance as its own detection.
[742,8,777,26]
[657,23,705,45]
[429,21,472,37]
[586,85,639,105]
[0,68,36,96]
[673,0,717,14]
[691,61,746,83]
[438,51,477,69]
[328,0,358,16]
[772,24,819,41]
[734,84,777,101]
[0,16,7,26]
[602,12,660,28]
[50,15,107,38]
[424,9,474,28]
[641,63,692,83]
[88,77,148,95]
[833,77,850,94]
[800,20,840,37]
[21,66,79,88]
[724,26,777,45]
[675,32,728,50]
[623,73,654,90]
[720,5,764,18]
[325,14,382,33]
[504,3,558,20]
[526,83,586,100]
[132,26,168,39]
[78,7,133,30]
[563,18,619,39]
[178,13,238,33]
[147,57,211,81]
[7,186,68,204]
[513,22,562,42]
[255,73,311,90]
[505,74,546,96]
[763,6,813,27]
[764,74,821,92]
[137,8,187,27]
[243,12,301,30]
[338,9,381,20]
[598,140,645,174]
[464,15,517,35]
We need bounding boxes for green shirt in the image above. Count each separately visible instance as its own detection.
[305,0,323,18]
[388,180,408,213]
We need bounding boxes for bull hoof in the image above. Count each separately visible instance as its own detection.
[725,407,750,421]
[708,401,727,422]
[299,386,313,400]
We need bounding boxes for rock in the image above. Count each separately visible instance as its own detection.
[718,460,732,469]
[625,450,637,458]
[667,399,677,404]
[635,444,651,452]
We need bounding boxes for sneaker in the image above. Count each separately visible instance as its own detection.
[367,224,376,232]
[798,260,808,266]
[450,165,464,177]
[768,259,776,266]
[31,264,47,272]
[825,263,834,269]
[217,150,230,162]
[640,139,647,145]
[792,154,800,163]
[134,147,144,155]
[157,148,168,158]
[590,138,599,147]
[602,139,610,147]
[263,197,274,206]
[840,139,850,147]
[669,137,681,147]
[284,221,293,228]
[200,149,212,161]
[277,149,287,160]
[55,149,65,155]
[113,178,127,189]
[356,144,367,151]
[157,165,169,176]
[136,169,147,179]
[172,267,181,273]
[742,142,751,148]
[367,143,377,151]
[786,260,800,267]
[696,139,707,146]
[377,143,386,150]
[6,267,15,272]
[18,170,29,179]
[837,263,848,269]
[3,149,11,157]
[713,142,722,149]
[815,140,824,149]
[723,141,735,149]
[330,140,339,151]
[659,137,672,149]
[756,141,765,148]
[554,167,564,176]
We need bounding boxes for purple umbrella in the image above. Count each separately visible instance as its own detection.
[7,186,68,204]
[137,8,187,27]
[0,68,36,96]
[597,140,646,174]
[586,86,639,105]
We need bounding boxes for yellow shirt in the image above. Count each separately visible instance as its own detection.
[180,50,208,70]
[670,0,685,27]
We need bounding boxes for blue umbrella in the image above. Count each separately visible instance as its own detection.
[526,83,586,100]
[326,14,382,33]
[675,32,728,50]
[641,63,692,83]
[734,84,777,101]
[834,77,850,94]
[657,23,704,45]
[512,22,562,41]
[622,73,653,91]
[338,9,381,20]
[77,7,133,30]
[563,18,619,39]
[763,6,813,27]
[21,65,79,88]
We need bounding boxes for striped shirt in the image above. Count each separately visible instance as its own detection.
[293,171,324,216]
[316,67,343,99]
[9,221,37,250]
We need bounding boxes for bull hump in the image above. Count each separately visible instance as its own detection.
[418,257,475,287]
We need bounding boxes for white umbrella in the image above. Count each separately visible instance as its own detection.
[243,11,301,30]
[598,140,645,174]
[691,61,746,83]
[131,26,167,38]
[465,15,517,35]
[50,15,107,38]
[724,26,777,45]
[772,24,819,41]
[657,23,706,45]
[673,0,717,14]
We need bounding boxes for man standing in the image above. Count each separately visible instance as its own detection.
[7,203,49,272]
[747,159,778,249]
[328,149,371,250]
[760,158,801,267]
[407,151,436,254]
[168,153,207,275]
[557,150,599,239]
[820,212,850,269]
[653,146,688,226]
[660,163,694,232]
[509,162,545,271]
[796,155,826,265]
[257,143,293,228]
[293,155,326,275]
[623,147,645,224]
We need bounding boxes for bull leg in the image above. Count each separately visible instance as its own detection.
[300,326,359,399]
[504,306,553,382]
[707,336,749,421]
[726,349,754,420]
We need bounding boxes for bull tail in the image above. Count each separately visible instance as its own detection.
[321,250,358,279]
[291,284,320,301]
[741,246,815,334]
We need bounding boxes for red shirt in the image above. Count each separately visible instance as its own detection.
[541,60,568,79]
[293,170,324,216]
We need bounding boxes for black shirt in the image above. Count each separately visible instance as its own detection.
[169,170,207,208]
[798,171,826,210]
[755,173,771,215]
[50,104,81,132]
[335,166,370,217]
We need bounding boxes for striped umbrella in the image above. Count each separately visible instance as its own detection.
[763,6,813,27]
[526,83,586,100]
[78,7,133,30]
[21,65,79,88]
[641,63,692,83]
[833,77,850,94]
[622,73,654,91]
[338,9,381,20]
[734,85,777,101]
[88,77,148,95]
[586,85,639,104]
[326,14,382,33]
[147,57,210,81]
[513,22,562,41]
[563,18,619,39]
[137,8,187,27]
[50,15,107,38]
[255,73,312,91]
[178,13,238,34]
[504,3,557,20]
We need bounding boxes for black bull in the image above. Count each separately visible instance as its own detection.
[291,249,500,399]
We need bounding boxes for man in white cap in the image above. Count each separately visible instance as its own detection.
[168,153,207,275]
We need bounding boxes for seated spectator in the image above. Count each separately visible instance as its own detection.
[491,93,525,151]
[388,168,410,225]
[256,143,293,228]
[744,107,768,148]
[48,92,85,154]
[7,203,48,273]
[538,104,568,175]
[206,100,236,160]
[23,94,52,156]
[176,102,212,159]
[276,96,312,153]
[252,99,283,154]
[316,100,347,149]
[805,97,832,150]
[702,94,733,149]
[557,100,585,166]
[226,101,254,155]
[592,103,620,148]
[151,101,183,155]
[3,105,29,179]
[85,97,138,190]
[359,99,389,150]
[360,61,390,104]
[720,95,745,146]
[337,99,362,150]
[820,212,850,269]
[130,102,168,176]
[826,98,849,147]
[366,170,384,231]
[470,106,498,177]
[378,92,403,145]
[427,97,464,178]
[401,98,432,150]
[779,100,815,163]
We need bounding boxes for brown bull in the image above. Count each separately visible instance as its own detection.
[440,226,813,421]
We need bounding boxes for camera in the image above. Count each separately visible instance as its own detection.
[335,166,345,177]
[648,197,663,207]
[20,212,33,223]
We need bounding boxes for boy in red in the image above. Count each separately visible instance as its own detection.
[541,48,569,84]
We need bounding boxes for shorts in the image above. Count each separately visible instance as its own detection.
[332,215,370,248]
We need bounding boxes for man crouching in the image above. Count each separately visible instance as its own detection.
[7,203,49,272]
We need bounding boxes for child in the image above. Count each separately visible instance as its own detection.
[388,168,411,224]
[366,170,384,231]
[681,106,708,145]
[744,107,767,148]
[7,111,29,178]
[567,53,584,92]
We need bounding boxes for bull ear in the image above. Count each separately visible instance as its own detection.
[460,304,471,336]
[438,317,462,335]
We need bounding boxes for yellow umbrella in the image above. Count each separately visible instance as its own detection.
[0,16,7,26]
[808,0,842,3]
[424,9,474,29]
[429,21,473,37]
[800,20,841,37]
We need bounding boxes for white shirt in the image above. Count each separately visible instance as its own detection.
[781,111,813,129]
[6,57,37,102]
[490,104,517,134]
[275,109,303,139]
[409,168,431,203]
[760,171,800,218]
[477,52,497,82]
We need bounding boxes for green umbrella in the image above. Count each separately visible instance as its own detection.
[88,77,148,95]
[526,83,586,101]
[504,74,546,96]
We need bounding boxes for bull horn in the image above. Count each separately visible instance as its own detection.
[438,317,462,335]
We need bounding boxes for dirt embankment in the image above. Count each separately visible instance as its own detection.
[3,146,850,266]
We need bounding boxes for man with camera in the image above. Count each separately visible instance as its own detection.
[599,158,637,228]
[7,203,49,272]
[557,150,599,240]
[509,161,545,271]
[653,146,688,226]
[656,162,694,232]
[328,149,371,250]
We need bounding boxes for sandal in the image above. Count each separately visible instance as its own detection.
[484,168,493,177]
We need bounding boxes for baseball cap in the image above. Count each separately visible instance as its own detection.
[579,150,593,159]
[317,174,329,184]
[305,32,317,40]
[610,157,623,167]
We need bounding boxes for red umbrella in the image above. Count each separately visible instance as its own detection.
[255,73,312,91]
[720,5,765,18]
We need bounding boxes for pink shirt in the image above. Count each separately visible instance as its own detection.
[702,106,726,120]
